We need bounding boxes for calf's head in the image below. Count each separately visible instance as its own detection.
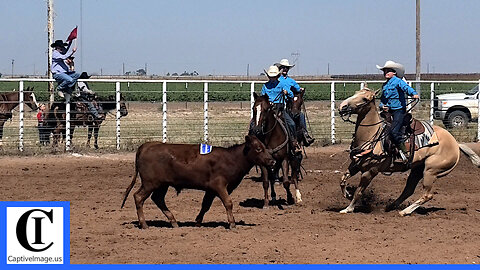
[243,135,275,167]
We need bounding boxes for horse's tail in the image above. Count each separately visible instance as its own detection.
[45,102,60,127]
[121,155,139,208]
[459,143,480,168]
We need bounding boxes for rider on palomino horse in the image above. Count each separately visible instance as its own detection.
[276,58,315,147]
[377,60,420,163]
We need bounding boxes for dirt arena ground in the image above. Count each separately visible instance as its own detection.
[1,145,480,264]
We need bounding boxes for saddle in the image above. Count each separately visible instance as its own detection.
[380,112,436,164]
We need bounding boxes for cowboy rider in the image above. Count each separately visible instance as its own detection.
[276,58,315,147]
[51,39,80,96]
[260,65,301,153]
[377,60,420,162]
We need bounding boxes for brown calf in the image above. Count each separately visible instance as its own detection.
[121,135,274,229]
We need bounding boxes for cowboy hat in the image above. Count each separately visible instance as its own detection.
[50,40,68,48]
[79,72,91,79]
[264,65,280,77]
[278,58,295,68]
[376,60,405,78]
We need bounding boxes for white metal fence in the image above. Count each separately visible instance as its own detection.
[0,78,478,152]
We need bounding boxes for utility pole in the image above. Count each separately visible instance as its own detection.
[247,64,249,77]
[80,0,83,71]
[416,0,421,95]
[11,59,14,76]
[122,62,125,75]
[145,63,148,75]
[291,51,300,75]
[47,0,54,104]
[416,0,421,81]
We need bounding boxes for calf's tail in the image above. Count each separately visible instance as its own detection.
[459,143,480,168]
[121,164,138,208]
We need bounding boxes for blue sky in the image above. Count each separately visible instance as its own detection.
[0,0,479,76]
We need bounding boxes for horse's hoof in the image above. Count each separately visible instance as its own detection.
[385,204,396,212]
[398,210,409,217]
[171,222,179,228]
[339,207,353,214]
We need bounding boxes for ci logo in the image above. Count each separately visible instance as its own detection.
[16,209,54,252]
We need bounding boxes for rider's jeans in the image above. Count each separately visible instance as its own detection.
[53,72,80,93]
[390,108,406,145]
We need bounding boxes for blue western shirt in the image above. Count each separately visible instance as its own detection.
[261,80,293,104]
[279,75,301,93]
[379,76,418,111]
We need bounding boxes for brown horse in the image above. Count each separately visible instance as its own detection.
[0,88,38,147]
[46,94,128,149]
[338,87,478,216]
[251,93,302,207]
[288,88,310,147]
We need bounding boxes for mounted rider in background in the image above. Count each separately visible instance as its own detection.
[260,65,301,154]
[276,59,315,147]
[376,60,420,162]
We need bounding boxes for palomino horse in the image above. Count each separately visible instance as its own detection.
[337,87,478,216]
[0,88,38,147]
[46,94,128,149]
[250,93,302,207]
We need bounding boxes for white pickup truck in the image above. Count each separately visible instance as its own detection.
[433,85,479,128]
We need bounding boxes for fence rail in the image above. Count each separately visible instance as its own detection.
[0,78,479,152]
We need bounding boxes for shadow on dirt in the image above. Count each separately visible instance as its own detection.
[124,220,256,229]
[239,198,289,210]
[414,206,446,215]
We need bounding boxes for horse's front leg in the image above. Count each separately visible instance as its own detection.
[340,163,360,200]
[93,126,99,149]
[261,166,270,209]
[280,159,295,205]
[289,154,302,203]
[86,126,93,148]
[340,169,378,214]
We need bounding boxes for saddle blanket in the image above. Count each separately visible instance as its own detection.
[414,120,437,149]
[200,143,213,155]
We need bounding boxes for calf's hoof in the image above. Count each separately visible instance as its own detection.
[139,223,149,229]
[228,223,236,229]
[171,221,179,228]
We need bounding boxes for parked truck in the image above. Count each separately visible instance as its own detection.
[433,85,479,128]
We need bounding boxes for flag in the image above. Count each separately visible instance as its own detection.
[66,26,78,42]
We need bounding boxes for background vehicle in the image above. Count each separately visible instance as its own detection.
[433,85,479,128]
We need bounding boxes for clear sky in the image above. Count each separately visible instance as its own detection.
[0,0,479,76]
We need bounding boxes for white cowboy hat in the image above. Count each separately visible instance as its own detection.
[278,58,295,68]
[376,60,405,78]
[264,65,280,77]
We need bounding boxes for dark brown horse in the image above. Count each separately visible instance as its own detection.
[0,88,38,147]
[288,88,310,147]
[46,94,128,149]
[251,93,302,208]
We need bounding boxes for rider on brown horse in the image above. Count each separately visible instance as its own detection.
[276,58,315,147]
[257,65,301,154]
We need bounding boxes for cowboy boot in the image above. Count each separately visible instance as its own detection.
[303,130,315,146]
[291,139,302,154]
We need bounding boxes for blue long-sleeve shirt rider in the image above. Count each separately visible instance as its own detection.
[51,43,74,74]
[379,76,418,111]
[279,75,301,94]
[261,80,294,105]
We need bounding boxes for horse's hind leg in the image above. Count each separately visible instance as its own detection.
[151,186,178,228]
[86,126,92,148]
[261,166,270,208]
[399,171,436,216]
[93,126,99,149]
[385,163,424,212]
[195,191,215,227]
[289,154,303,203]
[133,185,153,229]
[340,169,378,214]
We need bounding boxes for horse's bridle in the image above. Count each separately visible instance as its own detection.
[254,103,289,154]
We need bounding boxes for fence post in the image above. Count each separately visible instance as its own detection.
[331,82,336,144]
[204,82,209,143]
[360,82,365,90]
[430,82,435,126]
[116,82,121,150]
[250,82,255,119]
[478,80,480,142]
[65,93,71,151]
[162,81,167,143]
[18,81,24,152]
